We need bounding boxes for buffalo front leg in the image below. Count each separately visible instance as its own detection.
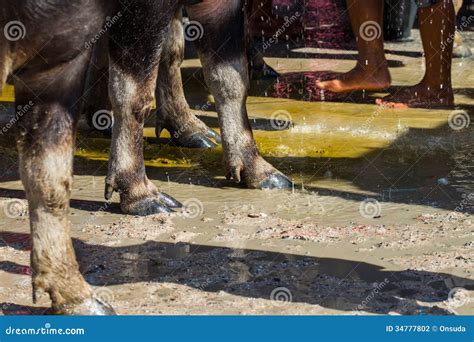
[15,54,114,315]
[107,2,182,215]
[187,0,292,189]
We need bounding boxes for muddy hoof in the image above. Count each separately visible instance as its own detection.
[57,298,116,316]
[205,128,222,144]
[127,197,174,216]
[171,132,218,149]
[259,173,293,190]
[156,121,221,149]
[159,192,183,209]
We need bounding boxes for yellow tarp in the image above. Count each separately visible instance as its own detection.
[0,85,158,108]
[0,85,14,102]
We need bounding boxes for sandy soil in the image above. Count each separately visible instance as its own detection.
[0,31,473,316]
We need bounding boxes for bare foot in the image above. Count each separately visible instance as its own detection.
[315,62,391,93]
[376,84,454,109]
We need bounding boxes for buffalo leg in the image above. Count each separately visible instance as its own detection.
[187,0,292,189]
[15,53,114,315]
[106,1,182,215]
[155,8,221,148]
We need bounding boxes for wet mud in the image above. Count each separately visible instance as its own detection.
[0,31,473,315]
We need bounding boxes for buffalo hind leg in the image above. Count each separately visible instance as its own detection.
[187,0,292,189]
[106,2,182,216]
[15,53,114,315]
[155,8,221,148]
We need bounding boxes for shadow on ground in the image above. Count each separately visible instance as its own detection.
[1,231,473,316]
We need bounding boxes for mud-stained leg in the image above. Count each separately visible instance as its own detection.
[155,7,220,148]
[186,0,292,189]
[106,1,182,215]
[15,53,114,315]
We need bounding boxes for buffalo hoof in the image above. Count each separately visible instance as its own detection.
[56,298,116,316]
[204,127,222,144]
[170,131,219,149]
[159,192,183,209]
[156,121,221,149]
[126,195,179,216]
[259,173,293,190]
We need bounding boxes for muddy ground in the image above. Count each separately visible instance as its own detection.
[0,31,473,315]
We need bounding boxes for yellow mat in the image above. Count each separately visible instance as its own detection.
[0,85,14,102]
[0,85,158,108]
